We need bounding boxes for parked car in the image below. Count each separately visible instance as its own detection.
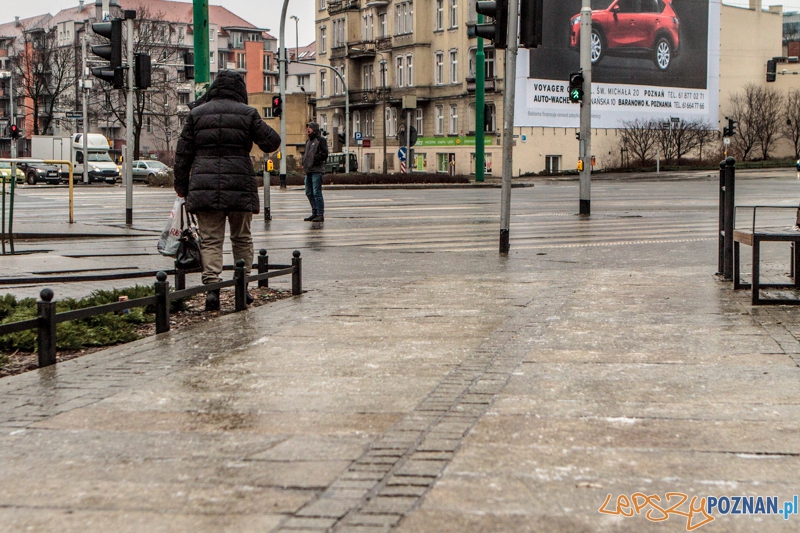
[324,153,358,174]
[0,162,25,184]
[570,0,680,71]
[132,160,171,182]
[16,159,61,185]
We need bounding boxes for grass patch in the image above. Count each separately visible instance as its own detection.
[0,286,188,357]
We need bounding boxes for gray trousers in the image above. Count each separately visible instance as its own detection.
[195,211,253,285]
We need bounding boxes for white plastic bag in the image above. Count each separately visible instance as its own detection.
[157,197,185,257]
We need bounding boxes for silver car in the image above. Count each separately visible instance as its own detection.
[132,160,171,182]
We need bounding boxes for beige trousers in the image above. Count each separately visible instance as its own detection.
[194,211,253,285]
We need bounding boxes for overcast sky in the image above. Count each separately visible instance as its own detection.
[6,0,799,48]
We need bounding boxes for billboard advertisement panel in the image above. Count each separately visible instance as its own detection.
[514,0,720,129]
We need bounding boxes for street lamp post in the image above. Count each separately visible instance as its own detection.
[290,15,299,64]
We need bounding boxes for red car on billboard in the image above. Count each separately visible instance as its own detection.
[570,0,681,71]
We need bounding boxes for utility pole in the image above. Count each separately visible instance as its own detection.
[81,23,89,185]
[192,0,210,99]
[279,0,289,188]
[475,14,485,183]
[499,0,519,254]
[124,10,135,226]
[579,0,592,215]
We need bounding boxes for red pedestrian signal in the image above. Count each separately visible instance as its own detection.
[9,124,20,139]
[272,95,282,118]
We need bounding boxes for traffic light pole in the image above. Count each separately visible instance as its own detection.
[192,0,210,99]
[279,0,289,188]
[499,0,519,254]
[475,15,485,183]
[125,14,134,226]
[579,0,592,215]
[81,27,89,185]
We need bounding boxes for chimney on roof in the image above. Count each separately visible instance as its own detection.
[749,0,762,10]
[79,0,84,12]
[14,16,20,27]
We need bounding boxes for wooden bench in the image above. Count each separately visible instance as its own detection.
[733,227,800,305]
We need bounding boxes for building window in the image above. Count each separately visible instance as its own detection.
[209,51,215,63]
[263,54,272,71]
[320,70,327,97]
[264,76,273,92]
[320,27,327,53]
[365,110,375,137]
[395,1,413,35]
[318,0,327,10]
[386,107,397,137]
[449,50,458,83]
[485,48,496,78]
[449,0,458,28]
[248,33,260,41]
[263,107,273,118]
[435,105,444,135]
[178,92,189,105]
[545,155,561,173]
[362,64,374,90]
[414,152,427,171]
[486,102,496,132]
[321,114,328,133]
[211,28,217,42]
[353,111,361,136]
[449,104,458,135]
[334,66,345,95]
[395,56,404,87]
[470,152,493,174]
[362,13,375,41]
[237,52,246,69]
[415,108,423,136]
[146,116,152,133]
[298,74,309,87]
[434,52,444,85]
[435,0,444,31]
[436,153,450,173]
[406,55,413,87]
[379,13,387,37]
[333,18,346,47]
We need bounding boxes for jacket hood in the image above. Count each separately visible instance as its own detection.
[307,122,320,135]
[205,70,248,104]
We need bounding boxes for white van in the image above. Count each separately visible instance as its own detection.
[31,134,120,184]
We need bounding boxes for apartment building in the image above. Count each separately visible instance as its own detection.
[0,0,278,160]
[314,0,503,175]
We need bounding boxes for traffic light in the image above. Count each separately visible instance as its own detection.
[338,132,345,145]
[183,51,194,80]
[766,59,777,82]
[519,0,544,49]
[272,95,282,118]
[728,118,737,137]
[91,18,124,89]
[467,0,509,50]
[568,71,584,103]
[9,124,20,140]
[575,131,580,140]
[134,53,151,90]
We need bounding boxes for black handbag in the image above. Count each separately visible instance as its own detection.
[175,205,203,270]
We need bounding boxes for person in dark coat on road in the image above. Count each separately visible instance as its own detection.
[174,70,281,311]
[302,121,329,221]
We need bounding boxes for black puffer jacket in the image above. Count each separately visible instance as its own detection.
[174,71,281,213]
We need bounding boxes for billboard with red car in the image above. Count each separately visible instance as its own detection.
[515,0,720,128]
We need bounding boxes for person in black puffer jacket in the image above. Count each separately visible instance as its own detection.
[174,70,281,311]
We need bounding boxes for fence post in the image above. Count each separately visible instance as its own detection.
[723,157,736,281]
[155,271,170,333]
[718,160,726,276]
[234,259,247,312]
[292,250,302,296]
[174,262,186,290]
[258,248,269,288]
[37,288,57,368]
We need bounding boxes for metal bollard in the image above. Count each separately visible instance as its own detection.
[155,271,170,333]
[258,248,269,288]
[292,250,302,296]
[723,157,736,281]
[37,288,57,368]
[174,263,186,290]
[234,259,247,312]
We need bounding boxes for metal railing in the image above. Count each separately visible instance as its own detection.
[0,250,303,368]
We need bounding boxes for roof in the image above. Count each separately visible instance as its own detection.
[0,14,52,40]
[289,41,317,61]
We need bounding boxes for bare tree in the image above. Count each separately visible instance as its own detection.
[727,84,761,161]
[753,85,784,160]
[783,90,800,160]
[11,24,78,136]
[694,123,719,164]
[619,118,658,167]
[654,121,678,164]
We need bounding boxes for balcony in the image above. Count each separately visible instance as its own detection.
[376,37,392,51]
[327,0,360,15]
[330,46,347,60]
[348,41,376,59]
[466,77,497,93]
[350,89,377,106]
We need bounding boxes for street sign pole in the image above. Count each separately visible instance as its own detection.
[579,0,592,215]
[82,26,89,184]
[499,0,519,254]
[125,12,135,226]
[475,13,485,182]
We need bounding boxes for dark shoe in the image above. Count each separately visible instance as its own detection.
[205,289,220,311]
[311,215,324,222]
[246,292,254,305]
[304,214,317,221]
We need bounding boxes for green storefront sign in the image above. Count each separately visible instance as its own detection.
[414,136,493,147]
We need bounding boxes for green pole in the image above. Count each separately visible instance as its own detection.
[193,0,210,99]
[475,14,485,183]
